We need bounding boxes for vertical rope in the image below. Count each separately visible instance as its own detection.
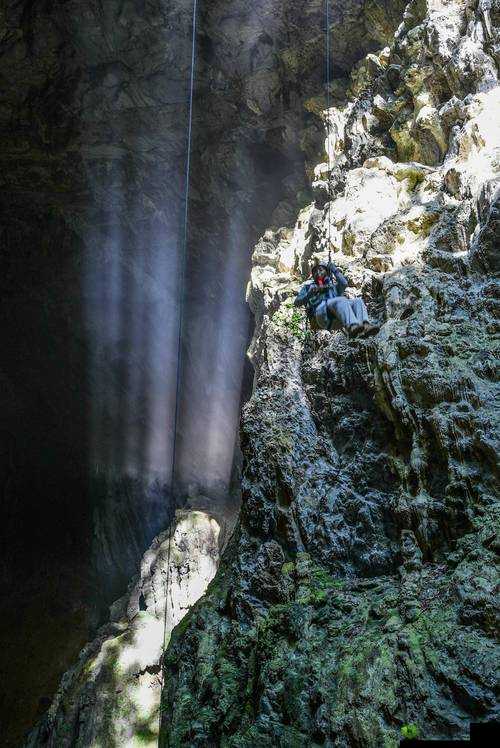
[325,0,332,265]
[172,1,198,495]
[159,0,198,726]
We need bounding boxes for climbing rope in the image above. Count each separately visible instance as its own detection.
[325,0,332,266]
[305,0,333,335]
[159,0,198,717]
[158,0,333,710]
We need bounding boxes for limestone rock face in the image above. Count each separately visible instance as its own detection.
[25,511,219,748]
[159,1,500,745]
[0,0,406,615]
[0,1,407,740]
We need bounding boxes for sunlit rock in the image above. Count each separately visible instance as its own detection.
[1,0,408,738]
[159,1,500,745]
[25,511,219,747]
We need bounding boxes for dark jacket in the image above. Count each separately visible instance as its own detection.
[293,263,348,313]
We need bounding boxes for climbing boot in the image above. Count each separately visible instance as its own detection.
[359,322,380,338]
[347,324,363,338]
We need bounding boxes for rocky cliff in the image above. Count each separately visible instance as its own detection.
[159,1,500,745]
[0,0,408,594]
[0,1,406,742]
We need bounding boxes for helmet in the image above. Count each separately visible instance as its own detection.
[311,263,328,277]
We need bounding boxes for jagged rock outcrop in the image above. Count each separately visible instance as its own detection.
[159,1,500,745]
[25,510,220,747]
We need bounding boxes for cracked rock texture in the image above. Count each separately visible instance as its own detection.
[25,510,219,748]
[0,0,408,586]
[159,1,500,745]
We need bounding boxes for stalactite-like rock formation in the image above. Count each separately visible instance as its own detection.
[159,1,500,745]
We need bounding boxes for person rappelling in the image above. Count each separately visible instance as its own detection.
[293,261,380,338]
[292,2,379,339]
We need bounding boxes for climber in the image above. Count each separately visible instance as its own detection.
[293,262,379,337]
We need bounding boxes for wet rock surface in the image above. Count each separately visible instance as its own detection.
[160,1,500,745]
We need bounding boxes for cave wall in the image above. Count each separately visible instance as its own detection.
[1,0,407,744]
[159,0,499,745]
[25,509,221,748]
[0,0,406,596]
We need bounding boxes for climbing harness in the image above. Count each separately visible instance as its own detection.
[159,0,198,719]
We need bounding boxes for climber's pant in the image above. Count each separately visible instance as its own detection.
[315,297,369,329]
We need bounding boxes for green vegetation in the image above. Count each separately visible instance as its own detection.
[310,565,344,592]
[273,298,308,341]
[306,564,344,603]
[401,723,420,740]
